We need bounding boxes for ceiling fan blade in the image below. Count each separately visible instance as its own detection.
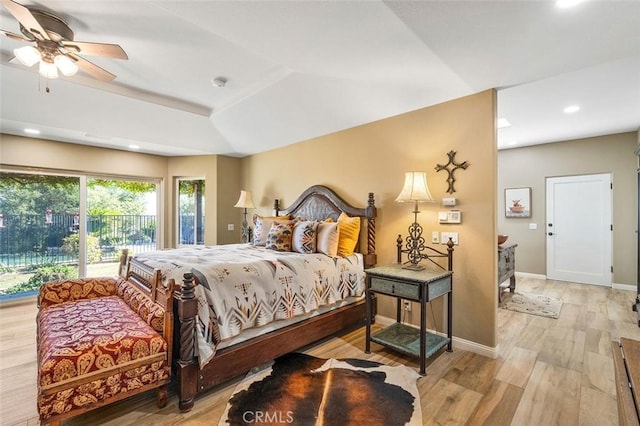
[1,28,31,42]
[68,52,116,81]
[61,40,128,60]
[1,0,50,40]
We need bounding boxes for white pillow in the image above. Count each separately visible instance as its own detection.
[316,221,338,257]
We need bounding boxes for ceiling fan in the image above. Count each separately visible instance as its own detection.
[0,0,127,81]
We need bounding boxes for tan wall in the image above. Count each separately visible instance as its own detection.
[241,90,498,348]
[215,156,243,245]
[166,155,219,246]
[0,134,167,177]
[498,132,638,285]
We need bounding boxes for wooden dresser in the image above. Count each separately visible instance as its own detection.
[612,338,640,425]
[498,243,517,303]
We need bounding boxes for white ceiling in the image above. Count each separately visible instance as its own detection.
[1,0,638,157]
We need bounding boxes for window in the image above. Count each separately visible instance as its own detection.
[177,178,205,246]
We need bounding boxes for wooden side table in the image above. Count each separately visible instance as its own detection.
[364,264,453,375]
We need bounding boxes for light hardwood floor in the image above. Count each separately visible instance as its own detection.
[2,277,640,425]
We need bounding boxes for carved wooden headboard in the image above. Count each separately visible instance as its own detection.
[273,185,377,268]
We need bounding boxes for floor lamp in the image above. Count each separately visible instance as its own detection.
[234,190,255,243]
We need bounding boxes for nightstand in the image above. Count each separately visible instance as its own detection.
[364,264,453,375]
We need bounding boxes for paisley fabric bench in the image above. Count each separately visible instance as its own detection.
[36,276,173,425]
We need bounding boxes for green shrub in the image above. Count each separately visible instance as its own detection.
[61,233,102,263]
[2,264,78,295]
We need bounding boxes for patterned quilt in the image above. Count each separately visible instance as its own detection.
[133,244,365,367]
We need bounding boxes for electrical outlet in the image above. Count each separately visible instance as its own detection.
[227,224,235,231]
[431,231,439,243]
[441,232,459,245]
[402,299,411,312]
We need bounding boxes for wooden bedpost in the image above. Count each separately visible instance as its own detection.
[176,272,198,412]
[119,248,129,278]
[364,192,377,267]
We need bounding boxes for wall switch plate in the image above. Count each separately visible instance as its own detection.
[441,232,459,245]
[529,223,537,230]
[432,231,439,243]
[227,224,235,231]
[442,197,457,206]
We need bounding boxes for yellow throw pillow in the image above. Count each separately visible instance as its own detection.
[337,212,360,257]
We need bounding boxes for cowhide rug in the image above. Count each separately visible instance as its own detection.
[218,352,422,426]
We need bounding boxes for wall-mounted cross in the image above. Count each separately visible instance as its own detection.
[435,150,469,194]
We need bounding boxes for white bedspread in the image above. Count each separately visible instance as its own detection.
[133,244,365,367]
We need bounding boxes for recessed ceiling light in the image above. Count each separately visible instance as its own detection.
[563,105,580,114]
[556,0,584,8]
[24,128,40,135]
[497,118,511,129]
[128,144,140,150]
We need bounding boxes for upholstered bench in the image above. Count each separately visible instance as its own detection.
[36,275,174,425]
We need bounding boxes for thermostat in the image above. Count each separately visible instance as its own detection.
[439,210,461,224]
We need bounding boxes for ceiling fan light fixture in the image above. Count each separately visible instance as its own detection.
[14,45,41,67]
[54,54,78,77]
[39,60,58,79]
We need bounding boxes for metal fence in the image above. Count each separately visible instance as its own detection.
[0,214,158,268]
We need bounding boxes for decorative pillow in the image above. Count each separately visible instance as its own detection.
[253,215,291,246]
[316,221,339,257]
[292,221,319,254]
[266,222,294,251]
[337,212,360,257]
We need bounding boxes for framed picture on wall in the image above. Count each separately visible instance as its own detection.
[505,187,531,217]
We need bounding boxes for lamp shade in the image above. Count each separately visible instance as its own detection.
[14,45,41,67]
[54,54,78,77]
[39,60,58,79]
[234,190,255,209]
[395,172,435,203]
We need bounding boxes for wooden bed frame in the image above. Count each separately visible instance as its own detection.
[122,185,377,411]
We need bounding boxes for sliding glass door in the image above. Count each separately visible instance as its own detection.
[0,172,80,298]
[85,178,159,278]
[0,171,160,299]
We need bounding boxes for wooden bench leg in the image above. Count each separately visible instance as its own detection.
[156,384,169,408]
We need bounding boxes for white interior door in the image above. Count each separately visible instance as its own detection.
[546,174,612,286]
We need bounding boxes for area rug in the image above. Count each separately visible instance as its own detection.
[218,352,422,426]
[500,292,563,319]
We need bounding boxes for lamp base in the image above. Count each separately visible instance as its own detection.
[402,263,425,271]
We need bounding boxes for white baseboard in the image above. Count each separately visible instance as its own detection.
[515,271,547,280]
[373,315,499,360]
[613,283,638,292]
